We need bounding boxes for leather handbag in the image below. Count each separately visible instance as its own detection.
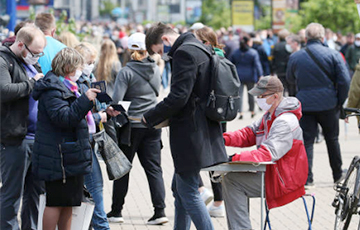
[93,129,132,180]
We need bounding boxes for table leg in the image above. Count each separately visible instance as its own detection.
[261,171,265,230]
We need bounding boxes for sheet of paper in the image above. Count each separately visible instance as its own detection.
[117,101,131,112]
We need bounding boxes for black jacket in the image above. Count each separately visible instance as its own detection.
[143,32,227,173]
[32,72,93,182]
[0,46,36,145]
[271,40,291,76]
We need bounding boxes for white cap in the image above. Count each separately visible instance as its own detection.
[128,32,146,50]
[356,33,360,39]
[189,22,204,31]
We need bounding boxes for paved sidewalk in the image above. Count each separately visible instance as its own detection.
[102,95,360,230]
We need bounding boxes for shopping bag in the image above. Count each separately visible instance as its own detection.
[93,129,132,180]
[37,194,95,230]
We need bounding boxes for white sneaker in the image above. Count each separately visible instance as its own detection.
[208,202,225,217]
[200,188,214,205]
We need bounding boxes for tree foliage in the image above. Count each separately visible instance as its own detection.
[199,0,231,30]
[288,0,360,33]
[100,0,117,17]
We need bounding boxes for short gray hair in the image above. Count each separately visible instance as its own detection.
[51,47,84,77]
[305,23,325,40]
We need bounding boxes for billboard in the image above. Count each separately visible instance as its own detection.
[272,0,286,33]
[232,0,254,32]
[186,0,202,25]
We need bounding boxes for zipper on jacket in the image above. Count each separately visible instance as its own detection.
[276,167,285,186]
[58,144,66,184]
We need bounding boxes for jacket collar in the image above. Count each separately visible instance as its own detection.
[306,39,326,47]
[168,32,197,57]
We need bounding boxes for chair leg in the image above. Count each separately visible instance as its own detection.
[264,203,271,230]
[302,194,316,230]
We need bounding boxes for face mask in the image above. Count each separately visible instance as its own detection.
[83,64,94,76]
[355,41,360,47]
[260,35,266,40]
[285,44,293,53]
[163,41,172,54]
[256,97,273,111]
[23,52,39,65]
[69,70,82,82]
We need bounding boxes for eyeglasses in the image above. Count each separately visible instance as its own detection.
[24,43,44,58]
[258,93,274,99]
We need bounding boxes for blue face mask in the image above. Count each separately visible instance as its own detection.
[163,42,172,54]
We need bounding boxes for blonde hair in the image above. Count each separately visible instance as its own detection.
[51,47,84,77]
[58,31,80,48]
[35,13,55,33]
[16,25,46,45]
[130,50,147,61]
[95,39,119,82]
[195,26,225,50]
[74,42,98,61]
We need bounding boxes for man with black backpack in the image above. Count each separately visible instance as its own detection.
[286,22,350,189]
[142,22,229,229]
[0,26,46,229]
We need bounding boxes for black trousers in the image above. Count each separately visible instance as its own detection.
[300,108,343,183]
[111,128,166,213]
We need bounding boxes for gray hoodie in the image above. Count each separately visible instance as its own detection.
[112,57,161,128]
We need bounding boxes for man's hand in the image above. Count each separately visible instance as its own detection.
[33,73,44,81]
[99,111,107,123]
[106,106,120,117]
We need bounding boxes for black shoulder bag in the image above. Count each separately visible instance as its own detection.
[305,48,346,119]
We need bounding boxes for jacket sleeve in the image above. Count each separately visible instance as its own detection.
[334,52,351,106]
[254,52,263,78]
[286,55,296,85]
[43,90,93,128]
[223,118,262,147]
[347,65,360,109]
[0,57,36,103]
[143,49,198,127]
[345,46,354,71]
[231,115,294,162]
[112,69,129,103]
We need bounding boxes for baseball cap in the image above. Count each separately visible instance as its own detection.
[248,76,284,96]
[189,22,204,31]
[355,33,360,39]
[128,32,146,50]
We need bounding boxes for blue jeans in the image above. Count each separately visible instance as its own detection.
[172,170,214,230]
[162,61,171,89]
[84,151,110,230]
[0,139,45,230]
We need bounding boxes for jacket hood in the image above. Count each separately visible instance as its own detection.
[274,97,302,120]
[32,72,71,100]
[126,57,157,81]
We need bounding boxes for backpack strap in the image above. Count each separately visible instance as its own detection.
[305,47,335,85]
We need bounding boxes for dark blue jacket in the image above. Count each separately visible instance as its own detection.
[286,40,350,112]
[230,47,263,83]
[32,72,93,182]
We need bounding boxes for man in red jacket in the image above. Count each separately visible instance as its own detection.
[222,76,308,229]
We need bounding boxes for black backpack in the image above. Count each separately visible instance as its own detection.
[185,42,241,122]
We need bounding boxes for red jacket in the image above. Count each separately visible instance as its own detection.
[223,97,308,209]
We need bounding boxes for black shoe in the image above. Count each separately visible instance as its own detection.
[251,113,256,118]
[304,181,315,190]
[238,114,243,120]
[107,211,124,223]
[334,169,347,184]
[147,209,169,225]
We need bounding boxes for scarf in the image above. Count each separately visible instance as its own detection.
[60,76,96,134]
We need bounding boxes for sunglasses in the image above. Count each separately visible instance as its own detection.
[257,93,274,99]
[24,43,44,58]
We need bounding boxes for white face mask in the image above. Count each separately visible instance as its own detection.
[83,64,94,76]
[285,44,293,53]
[23,52,39,65]
[69,70,82,82]
[256,97,273,111]
[355,41,360,47]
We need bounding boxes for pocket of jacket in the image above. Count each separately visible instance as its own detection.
[60,141,83,165]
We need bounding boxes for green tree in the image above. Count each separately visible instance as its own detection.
[199,0,231,30]
[288,0,360,33]
[100,0,117,17]
[255,5,271,30]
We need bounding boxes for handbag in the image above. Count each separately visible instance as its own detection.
[37,193,95,230]
[305,47,346,119]
[93,128,132,180]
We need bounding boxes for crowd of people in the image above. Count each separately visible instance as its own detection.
[0,11,357,230]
